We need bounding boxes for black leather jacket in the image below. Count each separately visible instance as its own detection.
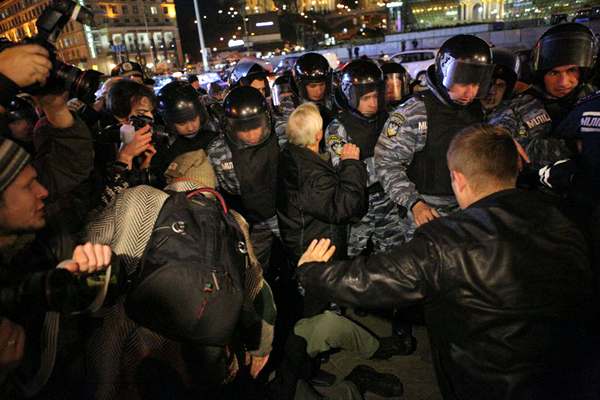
[277,143,367,263]
[298,189,595,400]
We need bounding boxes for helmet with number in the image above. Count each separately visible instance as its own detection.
[490,48,520,99]
[531,23,597,80]
[292,52,332,102]
[157,80,207,126]
[338,59,384,114]
[433,34,494,99]
[223,86,272,148]
[381,62,410,104]
[6,96,37,124]
[228,60,271,97]
[110,61,145,80]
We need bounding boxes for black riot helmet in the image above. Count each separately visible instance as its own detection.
[434,34,494,99]
[223,86,272,148]
[531,23,597,80]
[490,48,520,99]
[229,60,271,98]
[381,62,410,104]
[6,96,37,124]
[110,61,144,80]
[157,80,208,127]
[293,52,332,102]
[339,59,385,114]
[272,74,293,107]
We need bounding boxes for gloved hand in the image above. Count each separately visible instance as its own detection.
[538,159,577,192]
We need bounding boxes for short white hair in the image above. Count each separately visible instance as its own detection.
[286,102,323,147]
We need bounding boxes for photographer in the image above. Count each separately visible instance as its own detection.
[0,39,96,241]
[0,137,112,398]
[0,44,52,110]
[99,79,159,206]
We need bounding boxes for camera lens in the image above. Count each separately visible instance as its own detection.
[72,70,103,104]
[55,62,102,104]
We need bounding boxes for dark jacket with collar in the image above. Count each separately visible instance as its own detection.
[298,189,595,400]
[277,143,368,264]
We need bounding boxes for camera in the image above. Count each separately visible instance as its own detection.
[129,115,169,146]
[0,0,102,103]
[0,257,125,319]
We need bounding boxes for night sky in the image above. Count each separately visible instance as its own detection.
[175,0,234,62]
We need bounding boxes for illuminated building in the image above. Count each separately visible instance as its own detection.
[0,0,183,75]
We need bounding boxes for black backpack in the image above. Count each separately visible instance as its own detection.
[124,188,248,347]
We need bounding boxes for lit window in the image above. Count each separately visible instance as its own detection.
[150,6,157,15]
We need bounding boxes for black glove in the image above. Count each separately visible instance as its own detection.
[538,159,577,192]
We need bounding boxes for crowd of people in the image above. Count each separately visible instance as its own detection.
[0,14,599,400]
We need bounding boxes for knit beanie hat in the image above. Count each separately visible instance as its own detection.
[164,149,216,189]
[0,137,31,192]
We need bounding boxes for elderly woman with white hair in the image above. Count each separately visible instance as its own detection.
[277,101,367,268]
[272,103,406,399]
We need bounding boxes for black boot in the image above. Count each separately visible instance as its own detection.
[371,335,417,359]
[344,365,404,397]
[309,356,336,387]
[267,334,313,400]
[392,308,418,355]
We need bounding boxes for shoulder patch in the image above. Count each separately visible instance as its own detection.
[327,134,346,155]
[386,114,406,137]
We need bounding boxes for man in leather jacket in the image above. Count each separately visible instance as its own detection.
[297,124,596,400]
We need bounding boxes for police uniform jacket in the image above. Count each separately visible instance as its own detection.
[488,84,595,168]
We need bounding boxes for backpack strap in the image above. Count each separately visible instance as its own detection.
[187,188,229,214]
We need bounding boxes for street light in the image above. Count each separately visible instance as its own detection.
[193,0,209,71]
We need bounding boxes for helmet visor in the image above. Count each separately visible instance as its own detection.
[441,59,494,98]
[385,73,410,102]
[226,114,270,147]
[533,33,597,72]
[272,82,293,107]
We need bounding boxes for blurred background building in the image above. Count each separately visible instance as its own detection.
[0,0,184,75]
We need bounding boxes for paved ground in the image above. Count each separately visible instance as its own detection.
[320,310,443,400]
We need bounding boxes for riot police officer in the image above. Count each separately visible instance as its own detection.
[274,53,336,145]
[229,59,271,98]
[325,59,405,256]
[540,91,600,277]
[207,86,280,275]
[481,48,520,115]
[110,61,145,84]
[488,23,597,168]
[375,34,493,239]
[381,62,411,111]
[152,81,217,186]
